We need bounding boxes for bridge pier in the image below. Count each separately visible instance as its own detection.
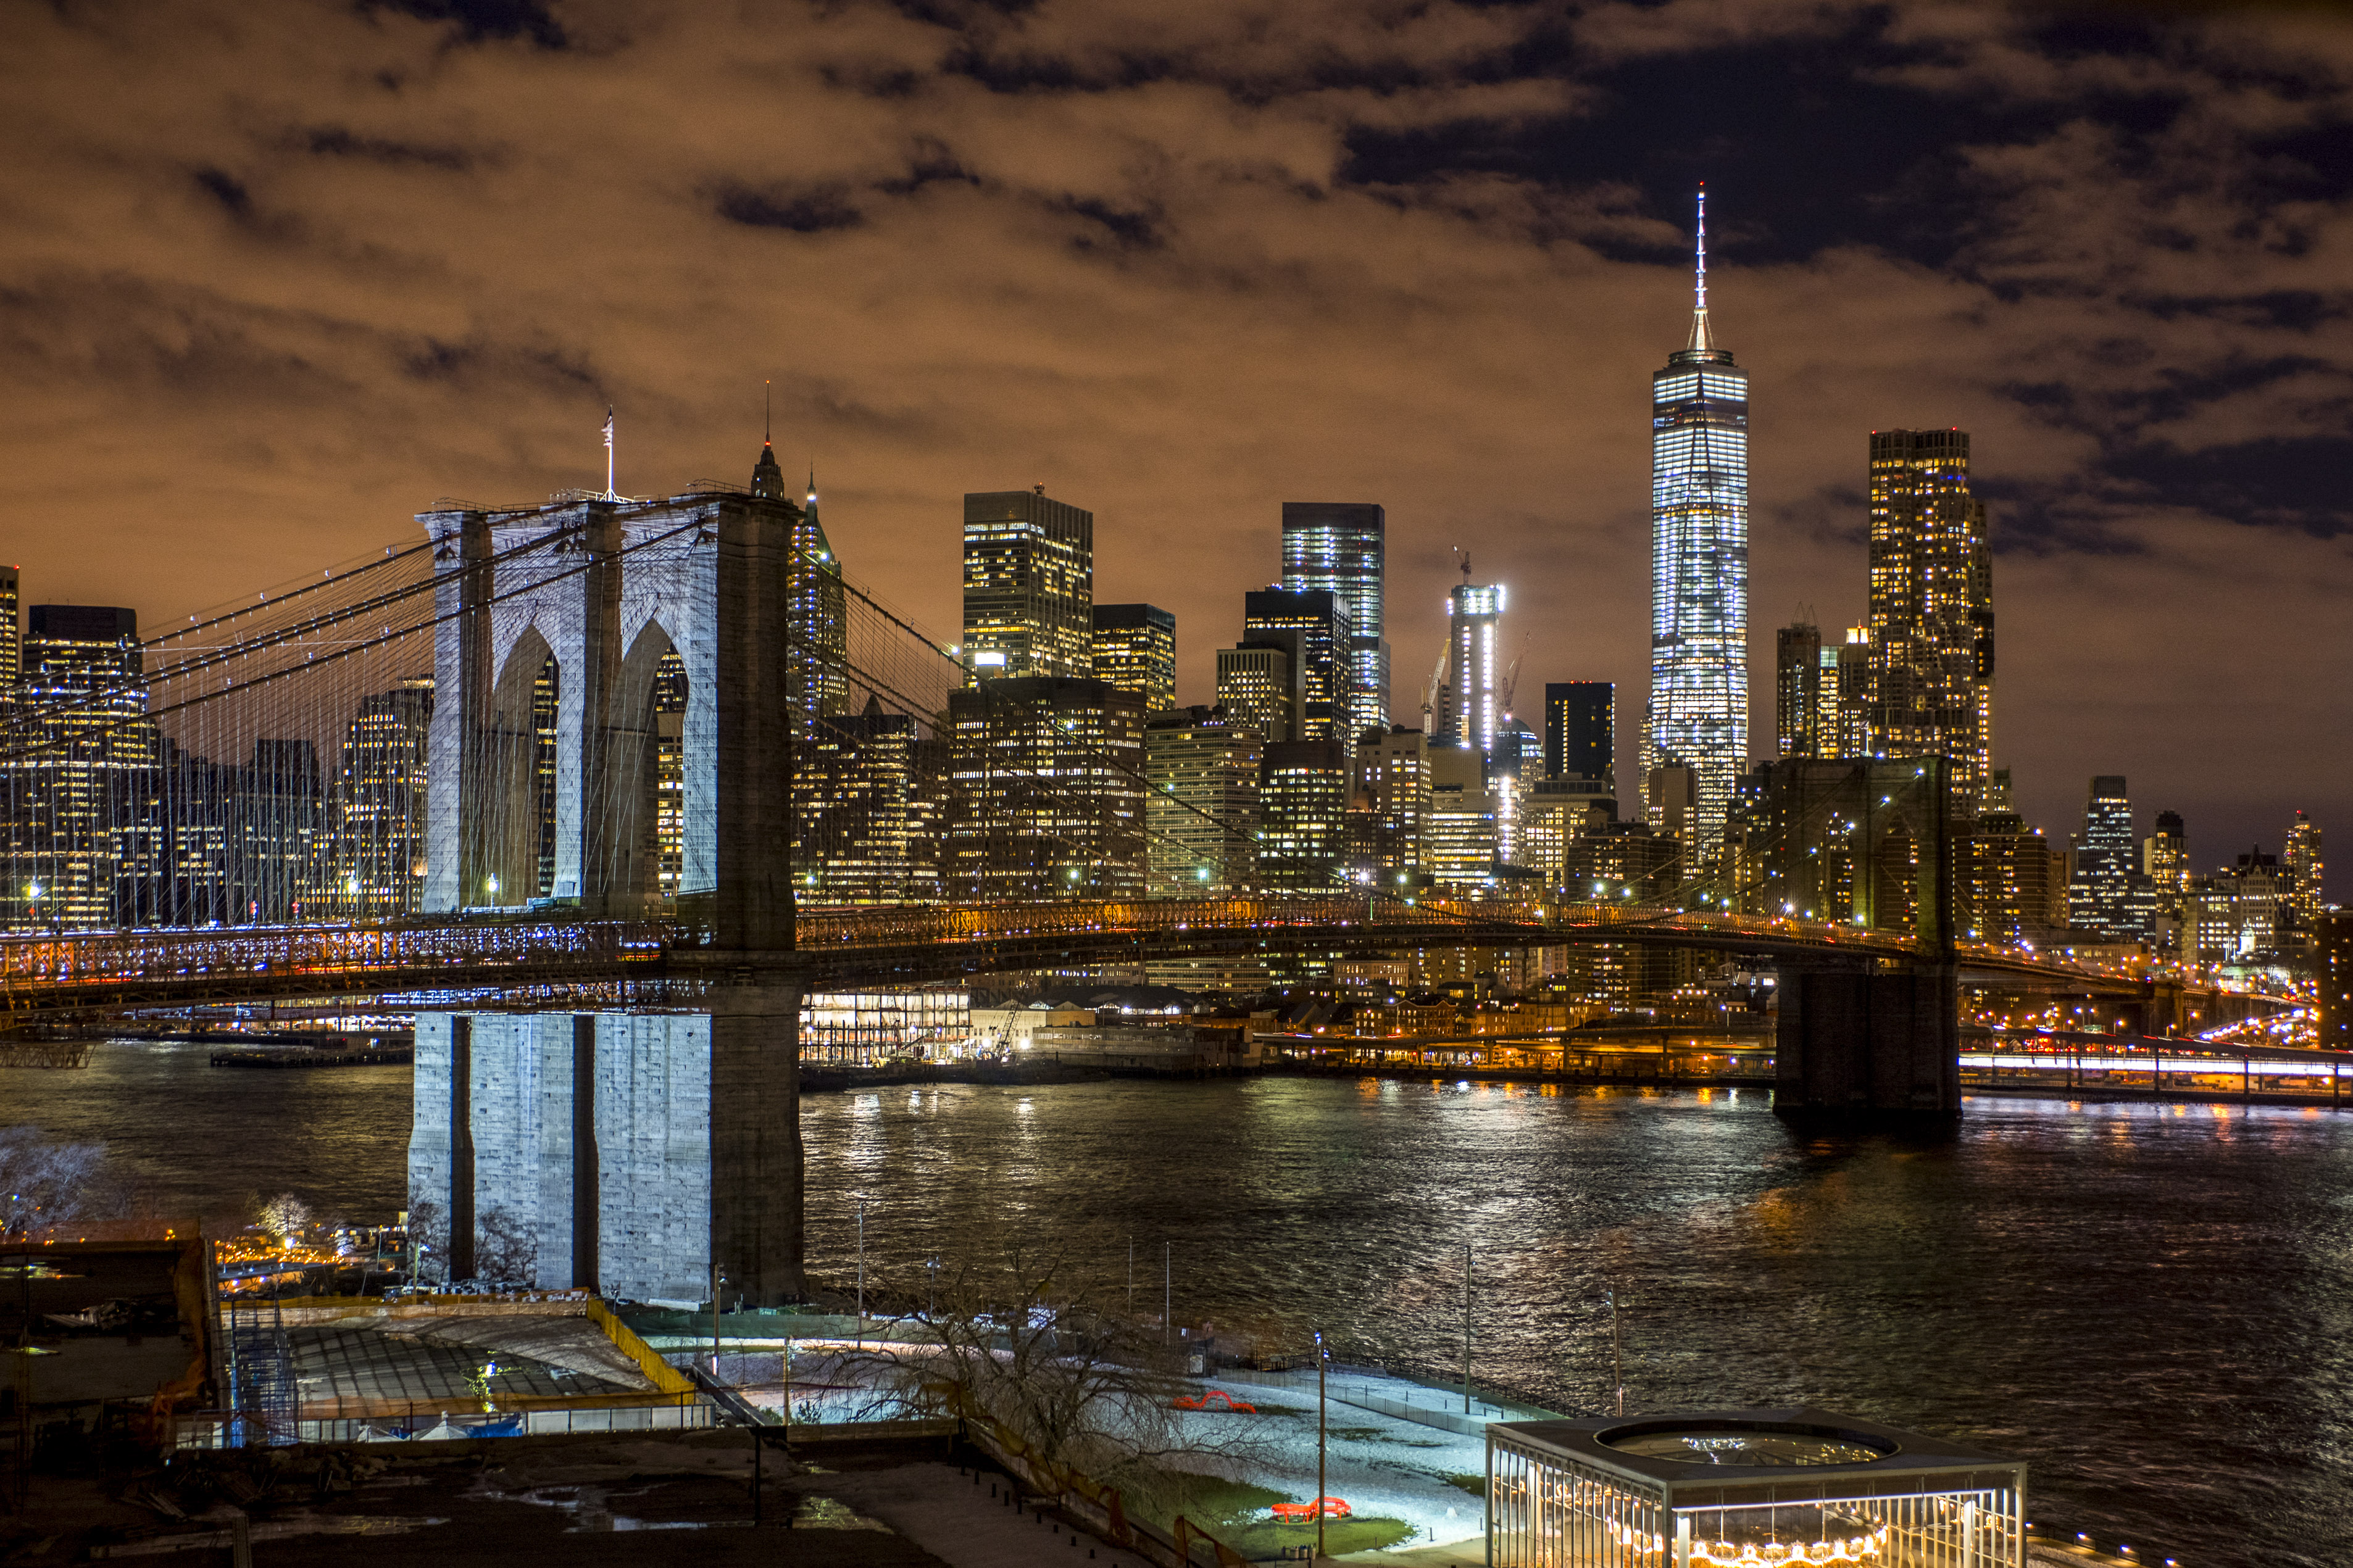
[1775,958,1960,1118]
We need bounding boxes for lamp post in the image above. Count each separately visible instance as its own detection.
[1462,1242,1473,1414]
[1316,1329,1329,1562]
[855,1198,867,1351]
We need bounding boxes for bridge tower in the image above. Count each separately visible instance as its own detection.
[1771,758,1962,1118]
[407,469,810,1305]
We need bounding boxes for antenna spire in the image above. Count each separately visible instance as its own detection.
[763,380,772,446]
[1688,185,1713,352]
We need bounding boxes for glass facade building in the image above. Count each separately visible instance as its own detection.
[1089,603,1176,714]
[962,487,1093,681]
[1244,587,1352,747]
[1644,193,1748,865]
[1488,1411,2025,1568]
[1280,502,1387,738]
[1865,429,1993,812]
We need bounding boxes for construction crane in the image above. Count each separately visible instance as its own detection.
[1421,645,1449,734]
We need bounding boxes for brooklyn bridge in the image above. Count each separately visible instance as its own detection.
[0,466,2289,1307]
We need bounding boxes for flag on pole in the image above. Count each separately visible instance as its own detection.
[603,408,615,449]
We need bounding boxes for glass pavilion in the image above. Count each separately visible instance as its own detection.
[1488,1408,2024,1567]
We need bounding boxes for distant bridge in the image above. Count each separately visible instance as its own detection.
[0,894,2232,1019]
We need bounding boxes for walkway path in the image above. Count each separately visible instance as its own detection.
[806,1461,1158,1568]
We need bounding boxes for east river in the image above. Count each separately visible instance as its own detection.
[11,1042,2353,1567]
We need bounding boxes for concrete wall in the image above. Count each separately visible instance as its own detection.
[409,1010,717,1304]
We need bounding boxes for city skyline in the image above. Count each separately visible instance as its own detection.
[3,2,2347,893]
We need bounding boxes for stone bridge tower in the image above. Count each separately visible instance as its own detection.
[407,456,809,1306]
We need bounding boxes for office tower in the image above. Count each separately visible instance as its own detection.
[753,446,849,718]
[1968,773,2067,944]
[1214,643,1294,744]
[1437,575,1504,755]
[1493,716,1543,779]
[1244,587,1352,745]
[1644,191,1749,862]
[963,486,1093,681]
[1865,428,1994,810]
[796,695,941,904]
[1281,502,1387,736]
[1563,820,1686,1003]
[944,676,1143,899]
[1259,739,1351,890]
[2143,810,2188,929]
[1144,706,1260,895]
[1354,726,1429,880]
[2068,776,2146,940]
[0,566,18,695]
[1543,682,1614,787]
[1089,604,1176,713]
[1775,620,1822,758]
[1831,627,1872,755]
[1424,745,1497,890]
[1,606,157,929]
[2285,810,2324,933]
[329,676,433,916]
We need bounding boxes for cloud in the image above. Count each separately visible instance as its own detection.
[1,0,2349,883]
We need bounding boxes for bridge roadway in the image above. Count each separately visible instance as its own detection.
[0,894,2187,1019]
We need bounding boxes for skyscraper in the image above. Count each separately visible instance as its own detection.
[944,676,1143,898]
[1437,573,1504,755]
[2,605,157,928]
[962,486,1093,681]
[2143,809,2188,931]
[1281,502,1386,736]
[1865,429,1994,810]
[1775,620,1822,758]
[2069,776,2145,940]
[1144,705,1260,895]
[1244,587,1351,746]
[1644,190,1749,863]
[1089,604,1176,713]
[752,446,847,719]
[329,675,433,916]
[1214,644,1294,744]
[2286,810,2324,934]
[1543,682,1614,787]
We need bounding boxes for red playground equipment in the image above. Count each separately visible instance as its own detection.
[1170,1388,1259,1413]
[1270,1498,1352,1522]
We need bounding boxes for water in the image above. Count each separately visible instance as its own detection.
[10,1047,2352,1566]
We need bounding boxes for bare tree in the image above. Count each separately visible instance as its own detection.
[841,1246,1273,1511]
[404,1199,448,1284]
[0,1125,120,1240]
[474,1204,539,1287]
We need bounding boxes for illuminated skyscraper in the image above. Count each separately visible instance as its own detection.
[1775,620,1822,758]
[962,486,1093,681]
[1281,502,1386,736]
[1437,572,1504,756]
[2286,809,2324,933]
[1089,604,1175,713]
[2069,775,2147,940]
[1643,190,1748,861]
[1244,587,1351,746]
[1865,429,1993,809]
[1,605,157,928]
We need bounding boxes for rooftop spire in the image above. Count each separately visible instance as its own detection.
[764,378,772,446]
[1688,185,1712,353]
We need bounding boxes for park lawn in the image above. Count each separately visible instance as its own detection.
[1131,1470,1415,1558]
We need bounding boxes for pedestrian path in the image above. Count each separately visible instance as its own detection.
[808,1461,1157,1568]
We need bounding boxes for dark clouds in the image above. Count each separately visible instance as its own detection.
[2,0,2349,889]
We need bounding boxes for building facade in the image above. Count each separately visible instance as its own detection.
[1865,428,1994,811]
[1280,502,1387,737]
[1775,620,1822,758]
[2068,775,2149,941]
[1259,739,1351,890]
[1543,681,1613,787]
[944,676,1144,899]
[1089,603,1176,714]
[1144,705,1260,896]
[962,487,1093,681]
[1213,643,1294,745]
[1643,193,1749,863]
[1437,578,1504,756]
[1,605,157,929]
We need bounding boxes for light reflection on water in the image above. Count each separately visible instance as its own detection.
[10,1048,2350,1566]
[803,1077,2353,1568]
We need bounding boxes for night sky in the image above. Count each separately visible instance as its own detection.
[7,0,2349,892]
